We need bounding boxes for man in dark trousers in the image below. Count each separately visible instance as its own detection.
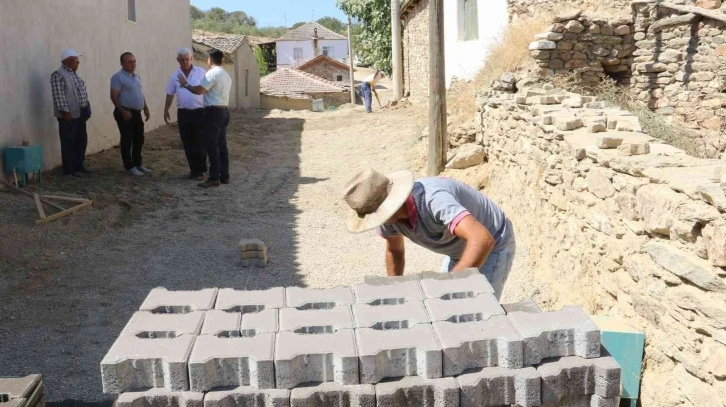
[177,49,232,188]
[110,52,151,176]
[51,48,92,177]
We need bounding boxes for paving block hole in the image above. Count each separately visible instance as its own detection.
[372,320,411,330]
[296,302,336,311]
[440,291,475,300]
[216,329,257,338]
[294,326,337,335]
[368,298,407,306]
[148,305,192,314]
[135,331,178,339]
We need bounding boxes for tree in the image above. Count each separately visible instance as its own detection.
[205,7,228,21]
[317,16,346,34]
[190,5,205,20]
[228,10,257,27]
[337,0,392,74]
[292,22,306,29]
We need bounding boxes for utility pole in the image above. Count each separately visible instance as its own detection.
[428,0,446,176]
[391,0,403,100]
[347,15,356,104]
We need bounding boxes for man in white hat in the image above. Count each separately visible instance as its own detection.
[342,168,516,299]
[50,48,93,177]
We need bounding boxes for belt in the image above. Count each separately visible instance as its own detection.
[122,106,141,112]
[205,105,228,109]
[178,108,204,111]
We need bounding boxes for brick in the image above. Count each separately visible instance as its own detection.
[363,271,450,286]
[116,389,204,407]
[188,333,275,391]
[352,300,430,329]
[433,315,523,375]
[457,366,541,407]
[508,306,601,365]
[419,272,494,299]
[239,239,266,251]
[279,306,353,333]
[285,287,355,310]
[139,288,218,314]
[275,330,358,388]
[502,299,542,314]
[205,387,290,407]
[353,280,423,305]
[101,334,195,393]
[290,383,375,407]
[538,356,620,405]
[356,324,442,383]
[241,250,268,259]
[375,376,459,407]
[120,311,205,338]
[215,287,285,312]
[424,292,504,322]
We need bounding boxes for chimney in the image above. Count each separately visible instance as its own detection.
[313,27,319,57]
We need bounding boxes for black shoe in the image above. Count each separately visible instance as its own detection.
[198,179,220,188]
[77,167,94,174]
[220,178,230,185]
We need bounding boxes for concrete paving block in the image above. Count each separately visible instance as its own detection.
[275,329,359,389]
[188,333,275,391]
[101,334,195,393]
[356,324,442,384]
[205,386,290,407]
[239,239,266,251]
[502,299,542,314]
[424,293,505,322]
[457,366,541,407]
[116,389,204,407]
[542,394,619,407]
[353,281,423,305]
[432,315,524,375]
[120,311,206,338]
[139,288,218,314]
[0,375,41,399]
[508,306,601,365]
[202,310,242,336]
[279,306,353,333]
[2,400,25,407]
[538,356,621,405]
[363,271,449,286]
[243,309,279,334]
[202,309,279,336]
[419,272,494,299]
[375,376,459,407]
[290,383,376,407]
[352,300,430,329]
[215,288,285,312]
[285,287,354,310]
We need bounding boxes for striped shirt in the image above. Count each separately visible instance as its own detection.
[51,65,89,112]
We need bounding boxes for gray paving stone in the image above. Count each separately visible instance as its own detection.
[188,333,275,391]
[290,383,376,407]
[352,300,430,329]
[139,288,218,314]
[507,306,601,365]
[285,287,355,310]
[275,329,359,389]
[0,374,41,399]
[502,299,542,314]
[537,356,621,405]
[243,309,279,334]
[202,309,278,337]
[352,281,424,305]
[542,394,619,407]
[419,273,494,299]
[120,311,206,338]
[456,366,541,407]
[432,315,524,375]
[205,386,290,407]
[115,389,204,407]
[279,306,353,333]
[215,288,285,312]
[356,324,442,384]
[375,376,459,407]
[424,293,505,322]
[363,271,450,286]
[101,334,195,393]
[202,310,241,336]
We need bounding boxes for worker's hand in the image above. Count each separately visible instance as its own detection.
[163,110,171,124]
[61,111,72,122]
[121,109,132,121]
[176,73,188,87]
[143,107,150,122]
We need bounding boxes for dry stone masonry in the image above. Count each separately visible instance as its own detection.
[100,270,621,406]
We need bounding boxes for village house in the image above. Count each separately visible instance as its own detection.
[260,69,349,110]
[296,55,353,84]
[276,22,349,69]
[0,0,190,170]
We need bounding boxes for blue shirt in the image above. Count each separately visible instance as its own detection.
[200,66,232,107]
[111,70,145,110]
[378,177,512,259]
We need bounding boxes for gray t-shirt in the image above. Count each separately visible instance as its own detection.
[378,177,512,259]
[110,70,145,110]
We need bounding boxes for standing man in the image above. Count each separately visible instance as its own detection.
[51,48,92,177]
[110,52,151,176]
[164,48,207,181]
[360,70,384,113]
[341,168,517,300]
[177,49,232,188]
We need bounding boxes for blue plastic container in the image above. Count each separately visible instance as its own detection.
[4,145,43,186]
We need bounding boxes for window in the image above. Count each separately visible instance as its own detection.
[245,70,249,97]
[127,0,136,22]
[336,75,343,82]
[322,46,333,57]
[294,47,303,59]
[458,0,478,41]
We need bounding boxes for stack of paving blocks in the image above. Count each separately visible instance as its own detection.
[0,375,45,407]
[239,239,267,267]
[101,270,621,406]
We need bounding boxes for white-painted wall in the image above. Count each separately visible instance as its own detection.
[276,39,349,68]
[443,0,508,87]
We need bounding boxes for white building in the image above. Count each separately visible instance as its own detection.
[276,22,349,69]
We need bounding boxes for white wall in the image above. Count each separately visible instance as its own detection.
[443,0,508,88]
[0,0,190,170]
[276,39,349,68]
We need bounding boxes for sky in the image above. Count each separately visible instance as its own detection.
[190,0,348,28]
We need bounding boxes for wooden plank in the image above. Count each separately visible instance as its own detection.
[33,193,46,219]
[428,0,447,176]
[39,195,90,203]
[0,178,66,211]
[34,200,92,225]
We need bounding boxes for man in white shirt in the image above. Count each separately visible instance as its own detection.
[164,48,207,181]
[177,48,232,188]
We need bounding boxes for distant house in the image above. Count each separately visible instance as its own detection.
[261,69,349,110]
[297,55,352,84]
[276,22,349,69]
[192,31,261,109]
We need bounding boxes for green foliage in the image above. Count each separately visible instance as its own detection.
[317,17,346,34]
[254,46,269,76]
[191,6,284,38]
[190,5,204,20]
[337,0,392,74]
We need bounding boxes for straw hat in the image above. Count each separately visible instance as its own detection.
[342,168,414,233]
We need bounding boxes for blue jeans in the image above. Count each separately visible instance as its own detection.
[361,82,372,113]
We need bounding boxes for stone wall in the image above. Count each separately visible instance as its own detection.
[507,0,704,21]
[299,61,350,84]
[307,92,350,108]
[402,0,430,107]
[457,77,726,406]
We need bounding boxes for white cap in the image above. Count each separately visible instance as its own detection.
[61,48,82,60]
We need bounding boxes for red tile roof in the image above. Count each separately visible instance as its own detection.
[297,55,351,72]
[261,69,348,99]
[278,22,347,41]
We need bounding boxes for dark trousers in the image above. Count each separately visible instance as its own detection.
[361,82,372,113]
[178,108,207,175]
[114,108,144,170]
[204,107,230,181]
[57,117,88,174]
